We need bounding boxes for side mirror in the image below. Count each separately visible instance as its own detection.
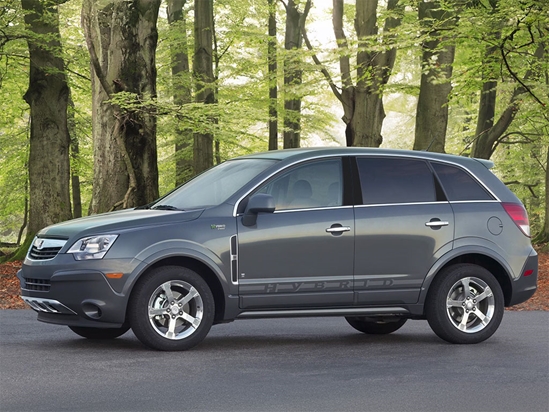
[242,194,275,227]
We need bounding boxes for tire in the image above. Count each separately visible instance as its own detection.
[426,263,504,344]
[128,266,215,351]
[345,317,407,335]
[69,325,130,340]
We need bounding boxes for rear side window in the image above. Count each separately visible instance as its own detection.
[357,158,436,205]
[431,162,493,201]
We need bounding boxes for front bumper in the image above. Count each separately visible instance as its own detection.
[507,251,538,307]
[18,255,141,328]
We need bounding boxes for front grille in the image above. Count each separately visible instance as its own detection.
[27,238,67,261]
[23,278,51,292]
[28,246,62,260]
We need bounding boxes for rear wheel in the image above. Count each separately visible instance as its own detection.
[128,266,214,351]
[426,263,504,344]
[69,325,130,340]
[345,317,407,335]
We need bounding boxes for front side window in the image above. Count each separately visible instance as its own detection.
[257,159,343,210]
[357,157,436,205]
[158,159,277,209]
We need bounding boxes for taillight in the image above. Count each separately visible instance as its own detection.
[502,203,531,237]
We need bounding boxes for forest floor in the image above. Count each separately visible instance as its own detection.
[1,252,548,310]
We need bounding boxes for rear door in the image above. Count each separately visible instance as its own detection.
[353,157,454,304]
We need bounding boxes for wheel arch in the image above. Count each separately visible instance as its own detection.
[421,250,513,307]
[127,254,228,324]
[149,257,227,323]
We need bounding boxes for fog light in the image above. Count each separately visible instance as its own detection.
[82,302,102,319]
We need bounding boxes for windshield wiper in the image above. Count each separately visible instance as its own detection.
[151,204,181,211]
[135,202,153,210]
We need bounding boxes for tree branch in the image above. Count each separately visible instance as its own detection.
[81,0,112,96]
[501,45,545,107]
[109,113,137,211]
[332,0,352,90]
[503,180,539,198]
[301,29,342,102]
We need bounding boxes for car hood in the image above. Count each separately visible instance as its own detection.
[37,208,204,239]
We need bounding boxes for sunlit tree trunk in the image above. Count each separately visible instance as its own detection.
[268,0,278,150]
[22,0,72,236]
[168,0,193,185]
[327,0,400,147]
[82,0,160,213]
[193,0,214,173]
[282,0,310,149]
[413,1,456,153]
[68,96,82,218]
[351,0,400,147]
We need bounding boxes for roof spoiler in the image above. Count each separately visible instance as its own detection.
[474,158,494,169]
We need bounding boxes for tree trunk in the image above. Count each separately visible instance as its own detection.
[413,1,456,153]
[282,0,310,149]
[83,0,160,213]
[330,0,401,147]
[471,42,545,159]
[471,1,500,158]
[22,0,72,236]
[68,96,82,218]
[268,0,278,150]
[167,0,193,185]
[193,0,214,174]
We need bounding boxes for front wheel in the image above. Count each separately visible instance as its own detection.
[69,325,130,340]
[128,266,215,351]
[426,264,504,344]
[345,317,407,335]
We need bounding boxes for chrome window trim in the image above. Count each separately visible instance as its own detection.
[355,155,501,203]
[355,201,448,208]
[273,205,353,214]
[233,152,501,216]
[354,200,500,208]
[235,205,353,217]
[427,160,501,202]
[448,200,500,204]
[233,154,345,217]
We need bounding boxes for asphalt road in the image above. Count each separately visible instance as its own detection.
[0,310,548,412]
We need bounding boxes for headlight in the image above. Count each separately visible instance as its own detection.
[67,235,118,260]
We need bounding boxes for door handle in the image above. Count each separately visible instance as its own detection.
[326,226,351,233]
[425,221,449,227]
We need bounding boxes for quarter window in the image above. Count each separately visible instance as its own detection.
[257,159,343,210]
[357,158,436,205]
[431,162,493,201]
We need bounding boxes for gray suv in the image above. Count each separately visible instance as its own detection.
[18,148,538,350]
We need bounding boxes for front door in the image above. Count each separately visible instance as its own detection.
[237,158,354,309]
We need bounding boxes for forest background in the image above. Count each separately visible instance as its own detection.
[0,0,548,261]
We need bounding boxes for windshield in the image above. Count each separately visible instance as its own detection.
[156,158,277,210]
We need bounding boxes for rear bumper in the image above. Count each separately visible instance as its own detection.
[507,251,538,307]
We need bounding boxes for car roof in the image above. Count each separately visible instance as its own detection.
[236,147,494,169]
